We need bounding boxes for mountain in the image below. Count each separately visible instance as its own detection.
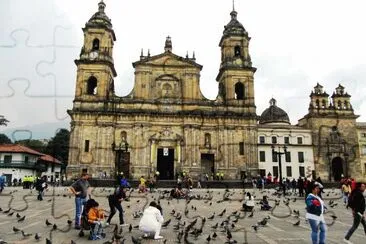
[0,121,70,141]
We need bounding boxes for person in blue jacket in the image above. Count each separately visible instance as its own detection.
[305,181,327,244]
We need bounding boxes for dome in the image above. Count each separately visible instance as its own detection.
[86,1,113,29]
[259,98,290,124]
[222,10,247,37]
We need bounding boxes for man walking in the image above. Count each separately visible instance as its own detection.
[0,173,5,193]
[344,182,366,243]
[106,185,128,227]
[69,173,90,229]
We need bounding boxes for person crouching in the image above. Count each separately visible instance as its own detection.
[139,201,164,240]
[87,199,105,240]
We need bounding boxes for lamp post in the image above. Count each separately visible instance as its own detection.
[271,144,287,195]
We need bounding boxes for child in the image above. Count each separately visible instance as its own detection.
[139,176,147,193]
[260,196,272,211]
[87,199,105,240]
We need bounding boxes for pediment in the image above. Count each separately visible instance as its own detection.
[133,52,202,69]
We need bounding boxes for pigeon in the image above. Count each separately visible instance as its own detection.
[293,198,297,202]
[0,207,2,211]
[70,240,76,244]
[258,218,268,226]
[18,215,25,222]
[293,220,300,226]
[21,230,32,237]
[35,233,41,240]
[78,230,85,237]
[331,215,337,220]
[226,229,232,239]
[162,219,171,227]
[47,199,52,202]
[170,209,176,215]
[8,212,14,216]
[53,224,57,230]
[177,230,183,243]
[206,235,211,242]
[252,224,258,232]
[212,232,217,239]
[67,219,72,225]
[16,213,21,218]
[129,224,132,232]
[13,226,21,233]
[131,236,141,244]
[3,208,11,213]
[46,238,52,244]
[208,213,215,220]
[211,223,218,229]
[248,211,254,218]
[45,219,52,226]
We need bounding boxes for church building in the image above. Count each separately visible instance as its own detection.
[67,1,258,180]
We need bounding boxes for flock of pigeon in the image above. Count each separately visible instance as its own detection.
[0,186,343,243]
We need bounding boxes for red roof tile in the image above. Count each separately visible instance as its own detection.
[39,154,62,164]
[0,144,43,156]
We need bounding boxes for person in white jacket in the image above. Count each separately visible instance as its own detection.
[139,201,164,239]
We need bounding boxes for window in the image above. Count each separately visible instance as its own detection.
[362,145,366,155]
[24,156,29,164]
[234,46,241,57]
[259,151,266,162]
[92,38,100,51]
[4,155,12,164]
[87,76,97,95]
[205,133,211,148]
[284,137,289,144]
[84,140,90,152]
[272,151,278,162]
[299,166,305,177]
[297,137,303,144]
[234,82,244,100]
[271,136,277,144]
[273,166,278,177]
[286,166,292,177]
[298,152,304,163]
[259,136,265,144]
[285,151,291,162]
[239,142,244,155]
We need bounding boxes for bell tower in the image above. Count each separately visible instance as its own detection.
[73,0,117,101]
[216,4,256,112]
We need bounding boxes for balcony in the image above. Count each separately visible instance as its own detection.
[0,160,47,171]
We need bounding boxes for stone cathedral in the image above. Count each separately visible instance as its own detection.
[67,1,366,181]
[67,1,258,180]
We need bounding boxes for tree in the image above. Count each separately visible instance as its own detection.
[0,134,12,144]
[0,115,9,126]
[45,128,70,167]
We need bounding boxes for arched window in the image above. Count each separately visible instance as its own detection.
[337,101,342,109]
[204,133,211,148]
[344,101,348,109]
[315,99,319,108]
[92,38,100,51]
[86,76,97,95]
[162,83,172,97]
[321,100,326,108]
[234,46,241,57]
[234,82,245,100]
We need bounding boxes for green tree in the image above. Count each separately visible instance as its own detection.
[0,133,12,144]
[16,139,46,152]
[45,128,70,167]
[0,115,9,126]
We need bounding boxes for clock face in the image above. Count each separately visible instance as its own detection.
[89,51,98,60]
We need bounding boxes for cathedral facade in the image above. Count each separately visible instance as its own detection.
[67,1,258,180]
[67,1,366,182]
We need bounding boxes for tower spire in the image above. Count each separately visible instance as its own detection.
[164,36,172,52]
[98,0,106,13]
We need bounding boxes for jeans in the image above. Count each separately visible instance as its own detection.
[91,221,103,236]
[75,197,87,226]
[342,193,349,204]
[308,219,327,244]
[345,212,366,240]
[107,197,124,225]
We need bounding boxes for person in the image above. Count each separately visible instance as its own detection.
[197,177,202,189]
[138,176,147,193]
[242,192,255,212]
[120,176,130,189]
[170,186,184,199]
[298,177,304,197]
[139,201,164,240]
[260,196,272,211]
[305,181,327,244]
[344,182,366,243]
[148,176,156,193]
[341,180,352,205]
[0,173,5,193]
[106,185,128,227]
[69,173,90,229]
[87,199,105,240]
[34,176,47,201]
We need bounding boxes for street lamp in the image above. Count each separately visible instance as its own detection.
[271,144,287,195]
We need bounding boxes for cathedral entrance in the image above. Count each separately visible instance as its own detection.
[332,157,343,181]
[157,148,174,180]
[201,154,215,177]
[116,152,130,179]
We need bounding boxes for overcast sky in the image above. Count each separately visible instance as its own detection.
[1,0,365,138]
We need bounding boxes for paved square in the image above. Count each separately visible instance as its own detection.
[0,186,365,244]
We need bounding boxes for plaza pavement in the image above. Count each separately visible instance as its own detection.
[0,186,365,244]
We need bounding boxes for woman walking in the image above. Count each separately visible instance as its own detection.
[305,181,327,244]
